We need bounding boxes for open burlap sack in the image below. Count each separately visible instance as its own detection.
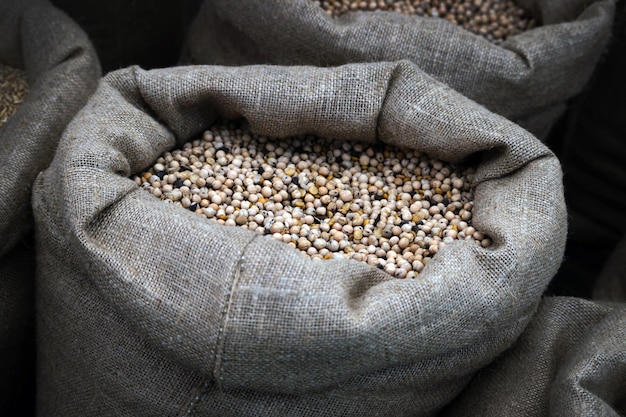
[0,0,100,411]
[181,0,614,139]
[34,60,566,416]
[441,296,626,416]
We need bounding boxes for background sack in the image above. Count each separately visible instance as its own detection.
[0,0,100,412]
[441,296,626,416]
[181,0,614,139]
[34,61,565,416]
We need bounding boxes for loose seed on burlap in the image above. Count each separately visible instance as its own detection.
[313,0,536,43]
[133,121,491,279]
[0,64,28,129]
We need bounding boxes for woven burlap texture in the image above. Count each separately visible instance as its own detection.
[442,296,626,416]
[34,61,566,416]
[182,0,614,138]
[0,0,100,411]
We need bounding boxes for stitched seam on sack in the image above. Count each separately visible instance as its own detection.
[182,378,211,417]
[184,233,261,415]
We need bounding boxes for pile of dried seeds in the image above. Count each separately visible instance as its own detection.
[134,122,491,278]
[313,0,536,43]
[0,64,28,129]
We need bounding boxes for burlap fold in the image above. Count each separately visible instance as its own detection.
[34,61,566,416]
[0,0,100,411]
[182,0,614,138]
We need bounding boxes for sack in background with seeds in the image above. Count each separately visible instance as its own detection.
[181,0,614,139]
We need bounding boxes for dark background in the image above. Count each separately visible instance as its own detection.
[51,0,203,73]
[545,0,626,299]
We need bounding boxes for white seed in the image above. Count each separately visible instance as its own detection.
[313,238,326,250]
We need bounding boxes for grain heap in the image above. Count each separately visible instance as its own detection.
[313,0,535,43]
[0,64,28,129]
[135,122,490,278]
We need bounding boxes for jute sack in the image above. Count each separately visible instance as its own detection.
[0,0,100,411]
[34,61,566,416]
[442,296,626,416]
[181,0,614,139]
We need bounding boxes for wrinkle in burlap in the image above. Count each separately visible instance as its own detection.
[34,61,566,416]
[181,0,614,138]
[0,0,100,411]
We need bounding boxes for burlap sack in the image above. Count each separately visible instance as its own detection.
[0,0,100,411]
[34,61,566,416]
[181,0,614,138]
[441,296,626,416]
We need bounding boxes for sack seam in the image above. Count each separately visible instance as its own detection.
[184,233,261,415]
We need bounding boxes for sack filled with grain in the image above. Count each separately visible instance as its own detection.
[33,60,565,416]
[181,0,614,138]
[0,0,100,412]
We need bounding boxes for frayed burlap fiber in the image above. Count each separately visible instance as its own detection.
[34,61,566,416]
[0,0,100,411]
[182,0,614,138]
